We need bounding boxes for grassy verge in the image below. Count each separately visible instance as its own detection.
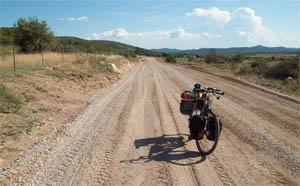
[162,55,300,96]
[0,52,121,81]
[0,84,23,114]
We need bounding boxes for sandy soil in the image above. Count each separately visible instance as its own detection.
[1,57,299,186]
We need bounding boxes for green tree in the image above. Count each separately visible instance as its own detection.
[188,55,195,62]
[232,54,243,63]
[0,28,15,45]
[13,17,55,53]
[166,55,176,63]
[205,49,219,64]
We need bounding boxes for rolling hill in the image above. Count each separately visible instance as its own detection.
[152,45,299,54]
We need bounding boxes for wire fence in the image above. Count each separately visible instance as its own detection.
[1,45,102,73]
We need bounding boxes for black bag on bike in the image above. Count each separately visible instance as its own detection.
[206,117,222,141]
[189,115,206,139]
[180,91,194,115]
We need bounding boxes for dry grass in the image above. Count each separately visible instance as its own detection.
[0,52,128,78]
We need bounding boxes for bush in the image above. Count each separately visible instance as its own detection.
[231,54,243,63]
[0,84,22,114]
[264,57,299,80]
[88,56,115,74]
[237,65,251,75]
[250,60,268,74]
[188,55,195,62]
[205,50,219,64]
[14,17,55,53]
[165,56,176,63]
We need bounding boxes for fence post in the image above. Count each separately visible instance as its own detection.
[41,44,44,65]
[12,46,16,73]
[76,49,78,62]
[61,45,64,63]
[86,51,88,61]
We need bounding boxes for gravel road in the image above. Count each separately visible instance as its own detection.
[1,57,299,186]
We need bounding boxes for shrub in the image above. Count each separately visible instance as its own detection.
[0,84,22,114]
[250,60,268,74]
[204,50,219,64]
[165,56,176,63]
[231,54,243,63]
[188,55,195,62]
[14,17,55,53]
[237,65,251,75]
[88,56,115,74]
[264,57,299,80]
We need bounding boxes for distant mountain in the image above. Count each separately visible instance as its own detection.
[56,36,138,52]
[152,45,299,54]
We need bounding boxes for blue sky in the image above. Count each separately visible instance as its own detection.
[1,0,299,49]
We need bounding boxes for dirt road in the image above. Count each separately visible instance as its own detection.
[1,57,299,186]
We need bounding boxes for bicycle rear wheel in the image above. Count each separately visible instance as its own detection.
[195,111,220,155]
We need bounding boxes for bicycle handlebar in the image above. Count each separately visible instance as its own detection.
[195,87,225,96]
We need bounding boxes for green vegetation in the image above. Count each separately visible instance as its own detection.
[204,50,219,64]
[88,56,116,74]
[13,17,55,53]
[0,84,23,114]
[24,120,35,134]
[165,56,176,63]
[0,27,15,45]
[163,53,299,95]
[56,36,160,57]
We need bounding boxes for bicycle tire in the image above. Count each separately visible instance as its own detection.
[195,111,220,155]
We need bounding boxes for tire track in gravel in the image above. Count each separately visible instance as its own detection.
[26,66,141,186]
[148,68,174,186]
[104,62,175,186]
[151,73,200,186]
[73,68,140,186]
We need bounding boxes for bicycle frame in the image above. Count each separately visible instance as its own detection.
[190,89,210,119]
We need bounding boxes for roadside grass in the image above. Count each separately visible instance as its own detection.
[0,84,23,114]
[0,52,120,81]
[176,57,189,64]
[163,56,300,96]
[0,53,128,142]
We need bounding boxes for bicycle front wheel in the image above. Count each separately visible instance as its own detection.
[195,111,220,155]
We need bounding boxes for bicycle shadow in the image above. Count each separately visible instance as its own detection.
[120,133,206,166]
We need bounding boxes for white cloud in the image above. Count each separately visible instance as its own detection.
[232,7,279,45]
[186,7,299,46]
[90,27,143,40]
[77,16,88,22]
[60,16,88,22]
[186,7,232,25]
[167,27,200,38]
[88,27,221,44]
[68,17,76,21]
[152,27,221,39]
[169,27,187,38]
